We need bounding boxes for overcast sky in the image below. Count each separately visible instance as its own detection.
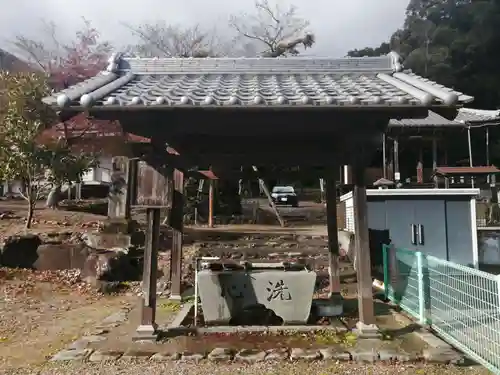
[0,0,407,57]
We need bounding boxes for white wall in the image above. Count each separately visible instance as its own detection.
[81,155,112,184]
[1,155,113,196]
[1,181,23,196]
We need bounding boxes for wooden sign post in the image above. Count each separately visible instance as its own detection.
[131,160,173,341]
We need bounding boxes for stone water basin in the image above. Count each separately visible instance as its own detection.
[197,261,316,325]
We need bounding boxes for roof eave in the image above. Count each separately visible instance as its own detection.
[55,104,461,112]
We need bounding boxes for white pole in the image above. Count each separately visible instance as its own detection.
[467,126,475,188]
[194,258,199,326]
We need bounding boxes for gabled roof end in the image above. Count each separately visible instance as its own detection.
[388,51,404,72]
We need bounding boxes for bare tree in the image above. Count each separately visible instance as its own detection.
[9,18,112,88]
[123,22,231,57]
[229,0,315,57]
[6,19,115,150]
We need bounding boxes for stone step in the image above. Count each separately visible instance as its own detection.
[197,247,331,258]
[198,239,328,249]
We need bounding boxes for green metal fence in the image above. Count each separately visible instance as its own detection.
[382,245,500,374]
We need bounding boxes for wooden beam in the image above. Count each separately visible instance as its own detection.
[169,169,184,300]
[134,207,160,341]
[352,164,376,326]
[325,169,341,296]
[252,166,285,227]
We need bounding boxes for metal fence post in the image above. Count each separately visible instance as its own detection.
[416,251,426,324]
[497,275,500,313]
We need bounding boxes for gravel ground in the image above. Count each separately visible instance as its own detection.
[4,362,492,375]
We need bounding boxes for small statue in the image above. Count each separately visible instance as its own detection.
[46,185,62,209]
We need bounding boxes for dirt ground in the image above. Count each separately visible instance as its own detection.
[0,268,135,370]
[6,362,492,375]
[0,200,105,242]
[0,199,328,372]
[0,200,130,371]
[0,200,491,374]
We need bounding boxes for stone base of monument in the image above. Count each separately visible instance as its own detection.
[313,294,343,317]
[82,232,131,253]
[197,261,316,325]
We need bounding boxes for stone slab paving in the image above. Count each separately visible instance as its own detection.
[49,304,467,366]
[51,344,465,365]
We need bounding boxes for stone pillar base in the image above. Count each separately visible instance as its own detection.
[354,321,381,339]
[168,294,182,301]
[132,324,158,342]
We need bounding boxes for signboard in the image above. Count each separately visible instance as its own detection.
[134,161,172,207]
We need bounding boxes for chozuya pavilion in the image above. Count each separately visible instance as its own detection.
[43,51,472,337]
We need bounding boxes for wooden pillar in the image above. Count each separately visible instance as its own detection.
[134,207,160,340]
[417,146,424,184]
[382,133,387,179]
[325,170,340,296]
[486,127,491,166]
[126,158,139,220]
[432,138,438,188]
[352,164,376,327]
[208,179,214,228]
[169,169,184,300]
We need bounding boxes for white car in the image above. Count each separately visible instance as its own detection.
[270,186,299,207]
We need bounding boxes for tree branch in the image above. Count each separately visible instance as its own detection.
[229,0,315,57]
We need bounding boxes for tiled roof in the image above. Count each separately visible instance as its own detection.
[42,52,473,109]
[390,108,500,128]
[455,108,500,124]
[0,49,33,73]
[434,166,500,175]
[389,110,463,127]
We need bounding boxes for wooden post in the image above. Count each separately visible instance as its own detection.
[352,164,377,328]
[169,169,184,300]
[252,166,285,227]
[432,138,438,188]
[417,146,424,184]
[208,179,214,228]
[432,138,438,170]
[134,207,160,341]
[382,133,387,179]
[126,158,139,220]
[325,170,341,296]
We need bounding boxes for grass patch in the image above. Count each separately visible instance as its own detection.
[159,301,182,313]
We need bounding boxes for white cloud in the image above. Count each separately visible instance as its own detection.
[0,0,407,57]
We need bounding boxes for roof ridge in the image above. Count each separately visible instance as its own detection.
[103,51,401,75]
